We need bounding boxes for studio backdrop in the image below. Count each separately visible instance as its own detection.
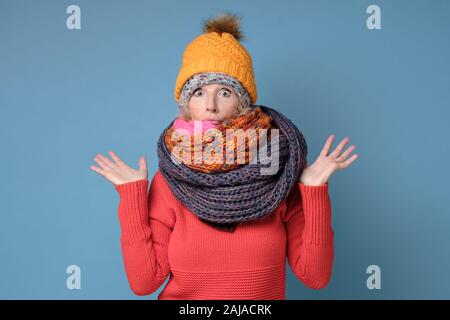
[1,0,449,299]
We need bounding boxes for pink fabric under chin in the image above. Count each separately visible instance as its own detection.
[173,118,220,134]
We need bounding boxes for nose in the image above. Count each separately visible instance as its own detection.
[206,105,217,112]
[206,98,218,112]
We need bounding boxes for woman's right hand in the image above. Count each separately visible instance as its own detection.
[90,151,148,186]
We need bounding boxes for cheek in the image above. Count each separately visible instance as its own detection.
[188,99,203,114]
[221,97,240,113]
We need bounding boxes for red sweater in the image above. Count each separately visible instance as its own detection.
[115,170,334,300]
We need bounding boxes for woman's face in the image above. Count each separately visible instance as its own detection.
[187,83,240,122]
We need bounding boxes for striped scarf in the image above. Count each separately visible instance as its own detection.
[157,105,308,232]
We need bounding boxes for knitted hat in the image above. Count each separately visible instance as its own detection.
[174,12,257,106]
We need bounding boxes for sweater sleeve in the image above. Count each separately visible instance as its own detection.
[114,171,176,296]
[282,181,334,289]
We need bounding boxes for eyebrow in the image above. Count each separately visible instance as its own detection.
[194,87,231,92]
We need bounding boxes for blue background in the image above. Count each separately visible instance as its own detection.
[1,0,449,299]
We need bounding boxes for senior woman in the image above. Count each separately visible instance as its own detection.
[90,12,358,300]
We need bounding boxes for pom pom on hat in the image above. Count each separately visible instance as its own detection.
[202,12,244,41]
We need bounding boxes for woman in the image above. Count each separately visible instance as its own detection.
[90,12,358,299]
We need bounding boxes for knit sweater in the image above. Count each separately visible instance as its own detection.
[115,170,334,300]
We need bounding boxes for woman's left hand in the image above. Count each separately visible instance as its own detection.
[299,134,359,186]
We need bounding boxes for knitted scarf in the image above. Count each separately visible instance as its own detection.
[164,106,274,173]
[157,105,308,231]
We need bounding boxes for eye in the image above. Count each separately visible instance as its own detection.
[193,89,202,96]
[220,89,231,97]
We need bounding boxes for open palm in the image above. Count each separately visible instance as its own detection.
[300,134,359,186]
[90,151,148,186]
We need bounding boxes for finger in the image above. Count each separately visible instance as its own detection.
[319,134,335,157]
[90,165,116,184]
[109,150,126,167]
[139,156,147,171]
[90,165,107,177]
[93,155,111,171]
[96,153,115,169]
[339,153,359,169]
[336,145,356,162]
[329,136,350,158]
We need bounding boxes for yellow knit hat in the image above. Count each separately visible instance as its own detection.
[174,12,257,105]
